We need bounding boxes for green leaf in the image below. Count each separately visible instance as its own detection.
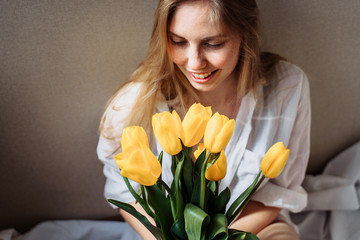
[146,185,174,239]
[171,218,188,240]
[208,181,218,195]
[171,155,177,176]
[191,150,207,206]
[158,178,177,221]
[184,203,210,240]
[228,229,259,240]
[194,149,207,176]
[206,214,228,240]
[158,150,164,164]
[156,151,164,192]
[207,187,231,215]
[174,158,185,221]
[181,142,194,200]
[199,152,218,209]
[107,199,163,240]
[123,177,155,219]
[226,172,262,223]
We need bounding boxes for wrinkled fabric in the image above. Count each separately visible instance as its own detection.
[291,141,360,240]
[0,220,141,240]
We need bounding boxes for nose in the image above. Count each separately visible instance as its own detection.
[187,46,206,70]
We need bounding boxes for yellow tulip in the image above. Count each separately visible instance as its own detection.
[152,110,184,155]
[182,103,212,147]
[194,143,227,181]
[121,126,149,152]
[206,150,227,181]
[114,145,162,186]
[194,143,206,159]
[204,112,235,153]
[260,142,290,178]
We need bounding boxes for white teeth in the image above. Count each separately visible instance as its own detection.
[192,72,212,79]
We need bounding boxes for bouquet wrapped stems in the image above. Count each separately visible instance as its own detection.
[109,103,290,240]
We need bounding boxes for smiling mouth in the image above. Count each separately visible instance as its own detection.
[190,70,217,83]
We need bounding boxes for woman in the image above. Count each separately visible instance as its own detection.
[97,0,311,239]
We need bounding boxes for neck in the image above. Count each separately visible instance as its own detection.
[194,79,241,119]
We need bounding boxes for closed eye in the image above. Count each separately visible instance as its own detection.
[170,38,187,46]
[204,42,225,48]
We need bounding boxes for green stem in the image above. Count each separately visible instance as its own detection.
[158,178,177,220]
[123,177,155,219]
[239,175,265,210]
[157,179,173,196]
[229,174,265,224]
[140,185,146,202]
[199,152,212,209]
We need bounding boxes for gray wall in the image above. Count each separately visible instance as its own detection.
[258,0,360,173]
[1,0,359,233]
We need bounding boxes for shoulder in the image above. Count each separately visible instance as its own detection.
[272,60,308,90]
[103,82,143,130]
[262,60,310,105]
[112,81,143,108]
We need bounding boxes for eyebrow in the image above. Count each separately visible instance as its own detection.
[168,32,227,40]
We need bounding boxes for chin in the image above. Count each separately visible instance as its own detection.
[190,82,217,93]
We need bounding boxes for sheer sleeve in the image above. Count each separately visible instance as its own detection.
[251,62,311,213]
[96,83,143,207]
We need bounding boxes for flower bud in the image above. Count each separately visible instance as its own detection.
[121,126,149,152]
[260,142,290,178]
[114,145,161,186]
[205,150,227,181]
[152,110,184,155]
[204,112,235,153]
[194,143,227,181]
[182,103,212,147]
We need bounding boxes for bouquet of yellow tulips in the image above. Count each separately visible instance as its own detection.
[108,103,289,240]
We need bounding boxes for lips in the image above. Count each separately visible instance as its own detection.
[189,70,217,83]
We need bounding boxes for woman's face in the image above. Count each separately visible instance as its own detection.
[168,1,241,93]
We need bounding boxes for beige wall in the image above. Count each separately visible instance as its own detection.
[1,0,359,232]
[257,0,360,173]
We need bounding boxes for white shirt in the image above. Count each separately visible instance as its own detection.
[97,60,311,215]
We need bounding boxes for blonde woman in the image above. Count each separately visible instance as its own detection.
[97,0,311,239]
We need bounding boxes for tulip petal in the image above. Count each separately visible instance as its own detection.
[117,148,161,186]
[172,110,185,140]
[121,167,157,186]
[266,149,289,178]
[212,119,235,153]
[183,114,205,146]
[152,112,183,155]
[121,126,149,152]
[182,103,212,147]
[204,113,222,151]
[205,151,227,181]
[260,142,285,174]
[260,142,289,178]
[194,143,206,159]
[155,124,182,155]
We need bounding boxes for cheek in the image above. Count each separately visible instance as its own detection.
[209,50,239,69]
[169,46,185,66]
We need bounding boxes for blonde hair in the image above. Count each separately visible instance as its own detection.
[100,0,283,139]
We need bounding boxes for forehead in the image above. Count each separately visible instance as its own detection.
[168,1,225,37]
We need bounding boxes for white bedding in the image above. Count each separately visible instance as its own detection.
[291,141,360,240]
[0,220,141,240]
